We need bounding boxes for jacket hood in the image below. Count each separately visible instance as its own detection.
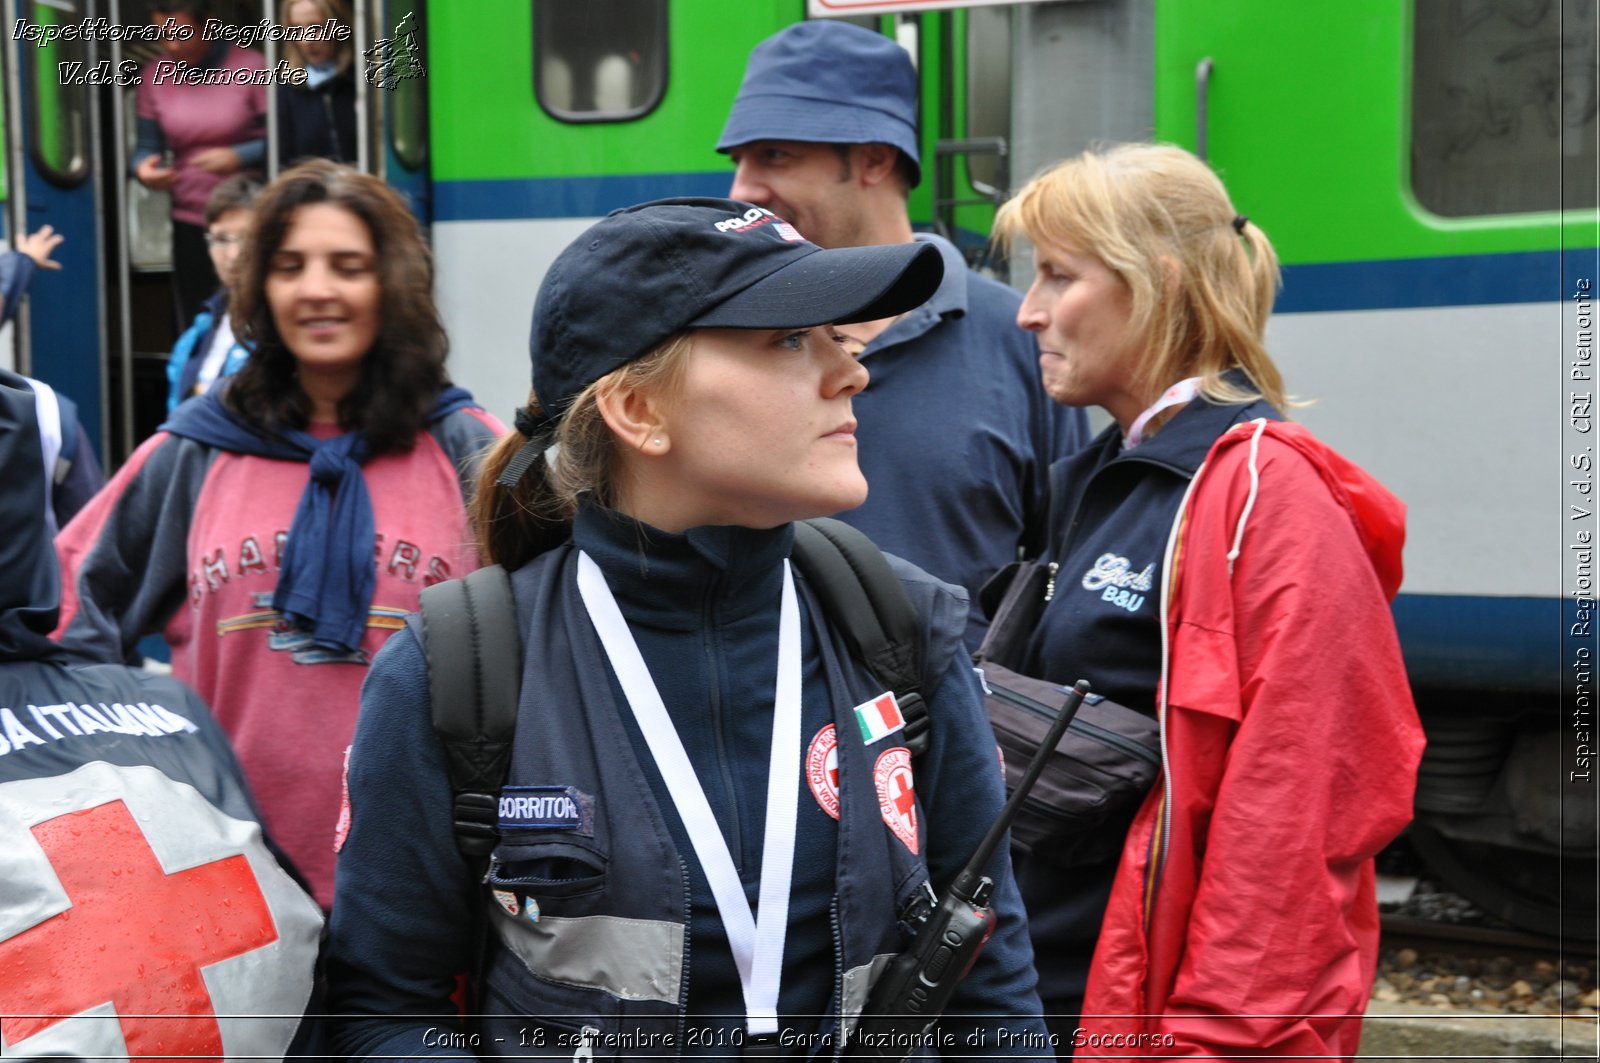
[0,370,64,661]
[1210,419,1406,601]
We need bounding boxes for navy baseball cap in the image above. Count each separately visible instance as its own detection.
[530,197,943,413]
[716,21,922,188]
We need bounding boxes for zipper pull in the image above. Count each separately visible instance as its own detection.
[1043,561,1059,602]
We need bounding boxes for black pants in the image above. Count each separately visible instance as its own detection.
[171,219,219,327]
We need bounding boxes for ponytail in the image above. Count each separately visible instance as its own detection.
[471,396,570,569]
[470,333,695,569]
[1189,216,1288,411]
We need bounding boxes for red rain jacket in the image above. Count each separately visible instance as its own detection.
[1078,419,1424,1059]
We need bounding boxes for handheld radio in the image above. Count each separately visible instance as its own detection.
[848,679,1091,1059]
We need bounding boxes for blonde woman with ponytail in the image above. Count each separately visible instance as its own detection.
[991,144,1423,1058]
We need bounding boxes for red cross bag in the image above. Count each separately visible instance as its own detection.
[0,699,324,1062]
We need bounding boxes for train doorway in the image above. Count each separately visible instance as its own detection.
[2,0,423,469]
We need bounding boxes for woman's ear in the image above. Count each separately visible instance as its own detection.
[595,379,670,455]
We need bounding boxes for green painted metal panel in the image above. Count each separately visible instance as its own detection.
[428,0,802,183]
[1152,0,1593,264]
[943,7,1000,245]
[32,6,65,175]
[910,10,941,224]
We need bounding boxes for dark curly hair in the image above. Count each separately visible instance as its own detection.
[223,159,449,454]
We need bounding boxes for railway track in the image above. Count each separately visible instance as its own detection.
[1373,910,1597,1020]
[1380,913,1596,964]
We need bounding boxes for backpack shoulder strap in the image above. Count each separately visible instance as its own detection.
[418,564,522,858]
[52,389,80,473]
[792,517,929,758]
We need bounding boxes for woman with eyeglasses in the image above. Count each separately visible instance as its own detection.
[165,174,261,411]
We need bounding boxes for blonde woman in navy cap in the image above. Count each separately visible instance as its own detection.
[327,198,1051,1059]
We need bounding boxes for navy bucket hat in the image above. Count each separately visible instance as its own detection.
[529,197,943,414]
[716,21,922,187]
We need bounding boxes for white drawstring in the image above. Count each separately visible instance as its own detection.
[1153,460,1209,892]
[1226,419,1269,576]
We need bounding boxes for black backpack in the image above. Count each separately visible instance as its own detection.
[416,517,931,859]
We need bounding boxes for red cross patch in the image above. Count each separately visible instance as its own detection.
[805,724,840,820]
[0,800,276,1059]
[873,747,919,855]
[0,761,323,1061]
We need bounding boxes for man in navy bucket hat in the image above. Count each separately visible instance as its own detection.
[718,20,1089,648]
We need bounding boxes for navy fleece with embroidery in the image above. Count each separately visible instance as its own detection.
[327,506,1049,1058]
[1013,393,1280,1023]
[844,234,1088,650]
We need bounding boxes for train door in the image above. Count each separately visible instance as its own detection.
[5,0,383,469]
[806,4,1101,278]
[104,0,286,464]
[911,5,1015,279]
[930,4,1013,277]
[363,0,427,221]
[2,0,108,456]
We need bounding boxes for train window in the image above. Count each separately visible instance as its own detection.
[532,0,666,123]
[1411,0,1598,217]
[390,67,427,170]
[25,0,91,187]
[965,4,1012,194]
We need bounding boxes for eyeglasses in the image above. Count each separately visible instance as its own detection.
[204,232,243,248]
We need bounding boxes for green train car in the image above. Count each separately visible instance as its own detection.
[5,0,1594,937]
[421,1,1596,938]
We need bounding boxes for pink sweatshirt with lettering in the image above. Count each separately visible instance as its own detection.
[54,409,503,907]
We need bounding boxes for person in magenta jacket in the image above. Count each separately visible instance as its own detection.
[993,143,1424,1057]
[132,0,267,324]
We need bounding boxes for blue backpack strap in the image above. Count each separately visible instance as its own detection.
[792,517,930,760]
[166,311,213,412]
[417,565,522,858]
[52,390,80,471]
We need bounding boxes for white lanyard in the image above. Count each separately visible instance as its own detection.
[1125,376,1204,448]
[576,551,800,1037]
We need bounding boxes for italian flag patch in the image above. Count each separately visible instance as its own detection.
[855,692,905,745]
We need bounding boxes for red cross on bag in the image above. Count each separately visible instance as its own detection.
[0,800,277,1060]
